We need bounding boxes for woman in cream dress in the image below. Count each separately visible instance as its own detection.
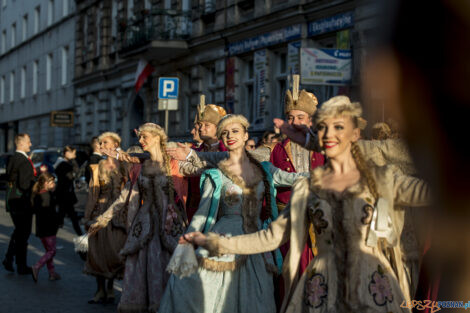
[183,96,431,313]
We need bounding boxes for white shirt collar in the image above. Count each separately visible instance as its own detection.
[16,150,29,159]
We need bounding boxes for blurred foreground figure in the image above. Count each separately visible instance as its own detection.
[362,0,470,304]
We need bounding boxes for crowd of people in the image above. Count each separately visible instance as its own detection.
[3,0,470,311]
[2,69,435,313]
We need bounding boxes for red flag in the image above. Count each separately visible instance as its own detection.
[134,59,155,93]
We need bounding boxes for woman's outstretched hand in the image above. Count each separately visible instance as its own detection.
[273,118,310,146]
[179,232,207,246]
[166,142,191,161]
[100,148,118,159]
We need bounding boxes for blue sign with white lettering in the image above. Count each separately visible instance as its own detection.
[228,24,302,56]
[308,12,354,37]
[158,77,179,99]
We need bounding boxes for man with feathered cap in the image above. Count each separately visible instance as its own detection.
[269,76,325,211]
[185,95,228,221]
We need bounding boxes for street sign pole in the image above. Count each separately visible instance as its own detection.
[165,108,169,135]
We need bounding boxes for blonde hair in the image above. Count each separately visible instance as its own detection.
[315,96,380,201]
[216,114,250,138]
[137,123,175,207]
[314,96,363,128]
[98,132,121,146]
[137,123,168,142]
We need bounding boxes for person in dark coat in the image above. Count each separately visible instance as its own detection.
[31,172,61,282]
[85,136,103,184]
[3,133,36,274]
[55,146,82,236]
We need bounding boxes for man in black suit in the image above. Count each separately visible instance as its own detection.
[3,133,36,274]
[85,136,102,184]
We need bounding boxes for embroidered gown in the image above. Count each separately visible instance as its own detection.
[202,165,431,313]
[159,161,306,313]
[84,162,127,279]
[96,160,187,313]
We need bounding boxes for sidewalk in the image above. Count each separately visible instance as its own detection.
[0,191,120,313]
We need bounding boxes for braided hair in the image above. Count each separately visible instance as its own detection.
[161,140,176,207]
[351,141,379,201]
[246,152,273,221]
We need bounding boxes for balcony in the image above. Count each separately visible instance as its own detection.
[119,9,192,60]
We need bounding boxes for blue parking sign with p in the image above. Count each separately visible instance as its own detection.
[158,77,179,99]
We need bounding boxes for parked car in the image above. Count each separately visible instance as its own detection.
[30,147,62,174]
[0,153,13,190]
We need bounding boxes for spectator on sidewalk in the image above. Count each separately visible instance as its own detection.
[3,133,36,274]
[55,146,83,236]
[31,173,61,282]
[85,137,103,185]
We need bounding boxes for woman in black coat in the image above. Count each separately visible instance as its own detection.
[55,146,82,236]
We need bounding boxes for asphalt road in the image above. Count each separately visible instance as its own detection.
[0,191,121,313]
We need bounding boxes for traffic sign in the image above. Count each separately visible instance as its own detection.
[158,77,179,99]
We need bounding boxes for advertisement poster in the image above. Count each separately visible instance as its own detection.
[225,57,236,114]
[254,49,268,128]
[287,41,301,76]
[300,48,352,85]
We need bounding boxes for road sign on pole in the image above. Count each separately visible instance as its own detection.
[158,77,179,134]
[158,77,179,99]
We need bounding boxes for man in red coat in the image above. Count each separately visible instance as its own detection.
[270,85,325,275]
[185,96,227,222]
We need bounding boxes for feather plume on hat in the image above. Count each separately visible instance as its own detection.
[197,95,206,122]
[285,75,318,116]
[196,94,227,126]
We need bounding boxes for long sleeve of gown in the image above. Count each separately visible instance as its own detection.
[205,203,291,256]
[358,139,416,174]
[393,172,431,207]
[185,177,215,233]
[178,160,209,177]
[268,162,309,187]
[95,180,139,229]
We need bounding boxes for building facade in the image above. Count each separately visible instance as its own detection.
[74,0,377,148]
[0,0,76,152]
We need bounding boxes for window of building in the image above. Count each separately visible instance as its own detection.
[0,76,5,104]
[96,6,102,57]
[144,0,151,10]
[46,54,52,91]
[34,6,40,34]
[61,46,67,85]
[2,0,6,9]
[110,0,117,52]
[11,23,16,48]
[9,71,14,102]
[1,30,6,54]
[127,0,134,18]
[62,0,68,17]
[203,64,217,105]
[48,0,54,26]
[33,60,38,95]
[22,15,28,42]
[273,50,288,119]
[242,58,254,122]
[20,66,26,99]
[204,0,216,14]
[82,13,88,60]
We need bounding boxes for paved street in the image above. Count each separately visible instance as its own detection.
[0,191,121,313]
